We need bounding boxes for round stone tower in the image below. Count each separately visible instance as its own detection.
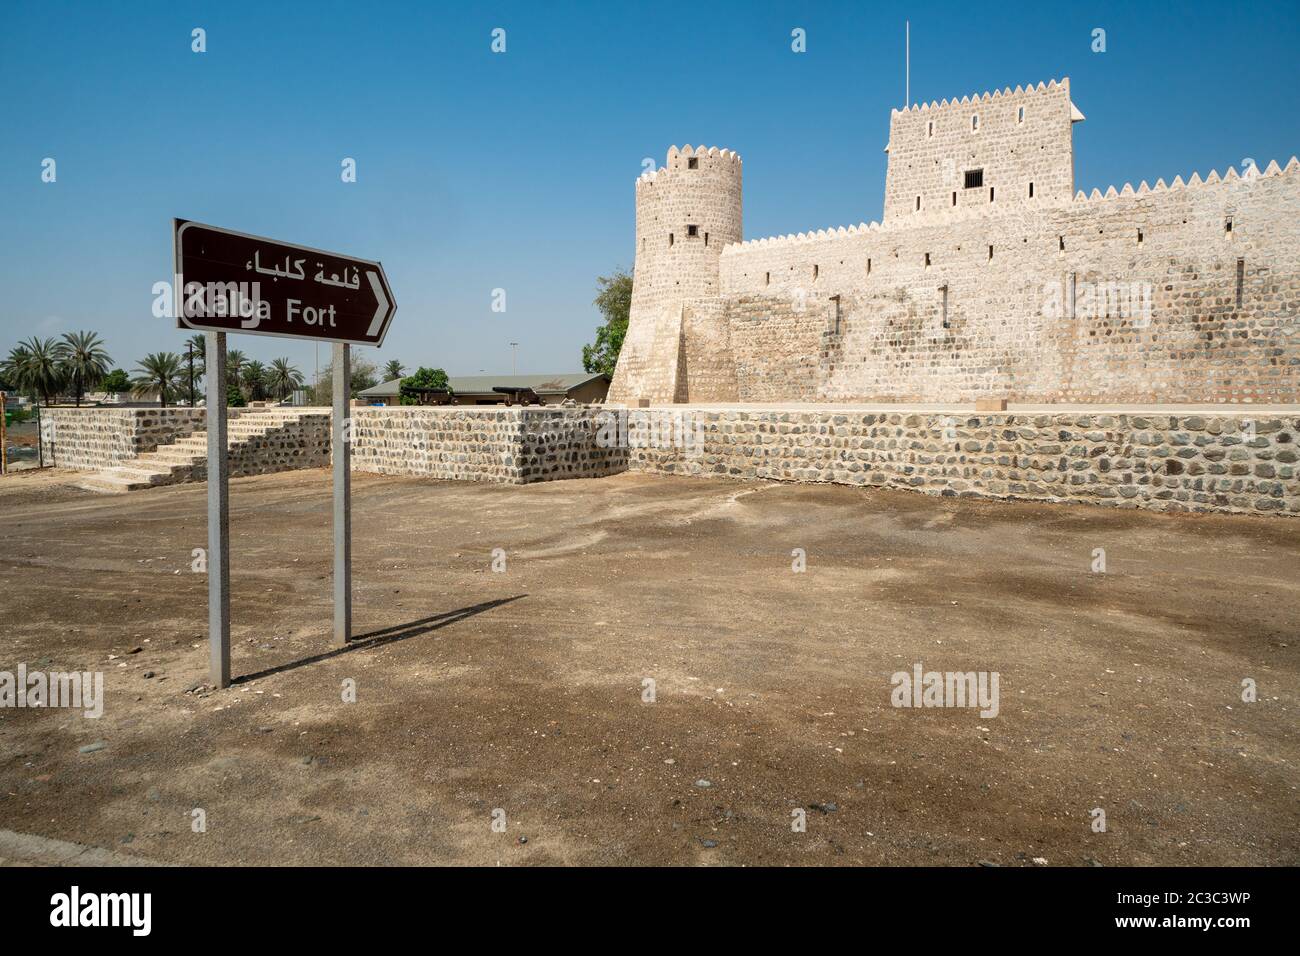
[633,145,743,312]
[609,145,743,404]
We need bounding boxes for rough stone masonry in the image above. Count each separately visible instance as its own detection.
[609,78,1300,406]
[624,407,1299,516]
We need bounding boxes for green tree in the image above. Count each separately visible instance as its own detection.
[267,357,304,401]
[132,352,184,407]
[225,349,248,398]
[399,367,451,405]
[351,357,378,395]
[100,368,130,394]
[5,337,67,406]
[582,267,632,376]
[57,330,112,406]
[185,334,207,382]
[383,359,406,381]
[309,355,380,402]
[226,351,248,390]
[241,360,268,401]
[0,345,34,402]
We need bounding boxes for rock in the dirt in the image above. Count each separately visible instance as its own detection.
[78,741,107,754]
[694,779,711,788]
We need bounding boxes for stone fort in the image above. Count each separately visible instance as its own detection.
[41,78,1300,517]
[608,77,1300,406]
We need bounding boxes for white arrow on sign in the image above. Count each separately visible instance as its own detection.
[366,270,390,337]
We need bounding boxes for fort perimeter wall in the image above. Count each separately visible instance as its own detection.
[29,405,1299,516]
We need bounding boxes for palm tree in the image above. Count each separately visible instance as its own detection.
[225,349,247,391]
[223,349,248,401]
[9,337,66,406]
[267,357,304,401]
[1,345,33,401]
[132,352,183,407]
[57,330,112,406]
[186,333,207,378]
[178,334,206,406]
[383,359,406,381]
[241,361,268,402]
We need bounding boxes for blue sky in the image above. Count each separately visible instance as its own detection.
[2,0,1297,381]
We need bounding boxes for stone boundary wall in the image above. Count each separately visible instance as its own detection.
[35,405,1298,516]
[517,408,629,481]
[194,414,332,480]
[39,408,207,472]
[350,406,627,484]
[625,408,1299,516]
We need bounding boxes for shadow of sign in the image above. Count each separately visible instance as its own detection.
[234,594,527,684]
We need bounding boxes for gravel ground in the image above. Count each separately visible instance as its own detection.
[0,467,1296,866]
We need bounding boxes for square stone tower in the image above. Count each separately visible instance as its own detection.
[883,78,1083,222]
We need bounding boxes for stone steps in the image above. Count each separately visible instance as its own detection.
[75,407,329,494]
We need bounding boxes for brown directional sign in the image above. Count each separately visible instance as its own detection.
[173,219,396,347]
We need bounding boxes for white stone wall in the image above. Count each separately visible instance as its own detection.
[710,163,1300,404]
[884,79,1075,223]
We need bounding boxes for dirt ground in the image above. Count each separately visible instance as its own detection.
[0,467,1296,866]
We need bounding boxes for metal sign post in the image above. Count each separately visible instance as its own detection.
[333,343,351,646]
[206,332,231,688]
[173,219,395,686]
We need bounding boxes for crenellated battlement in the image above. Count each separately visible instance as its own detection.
[1072,156,1299,202]
[637,145,743,188]
[722,221,883,254]
[718,156,1300,257]
[892,77,1073,116]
